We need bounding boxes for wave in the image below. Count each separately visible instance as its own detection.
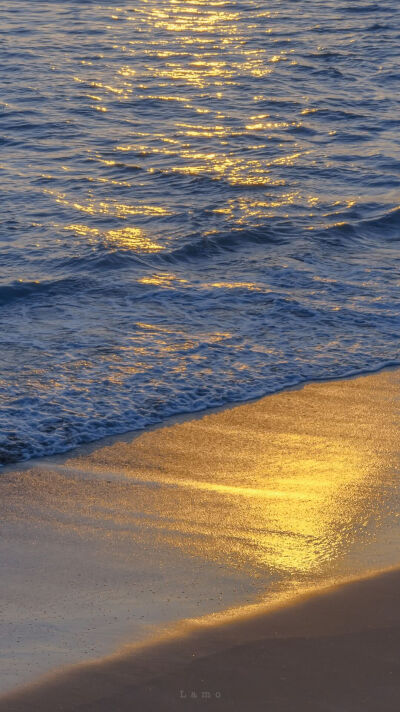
[0,277,86,306]
[360,207,400,239]
[2,360,400,468]
[2,208,399,309]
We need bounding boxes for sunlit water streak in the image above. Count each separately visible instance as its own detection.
[1,0,400,463]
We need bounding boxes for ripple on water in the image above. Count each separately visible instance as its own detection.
[0,0,400,463]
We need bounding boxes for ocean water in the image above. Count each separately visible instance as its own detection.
[1,0,400,465]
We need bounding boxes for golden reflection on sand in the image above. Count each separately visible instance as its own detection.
[63,370,400,582]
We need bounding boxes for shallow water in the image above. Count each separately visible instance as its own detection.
[1,0,400,463]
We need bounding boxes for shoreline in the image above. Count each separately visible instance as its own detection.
[4,359,400,475]
[3,564,400,711]
[3,367,400,698]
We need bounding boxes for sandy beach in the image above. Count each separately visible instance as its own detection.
[2,367,400,706]
[2,565,400,711]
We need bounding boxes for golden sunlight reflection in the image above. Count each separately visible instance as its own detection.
[45,190,171,219]
[106,227,164,252]
[63,1,307,204]
[212,193,299,225]
[64,372,400,585]
[45,0,324,249]
[63,0,309,220]
[138,272,189,287]
[62,224,164,252]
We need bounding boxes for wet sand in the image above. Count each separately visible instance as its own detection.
[2,566,400,712]
[3,367,400,700]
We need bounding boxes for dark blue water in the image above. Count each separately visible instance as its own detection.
[1,0,400,464]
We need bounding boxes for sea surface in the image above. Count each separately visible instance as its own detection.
[1,0,400,465]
